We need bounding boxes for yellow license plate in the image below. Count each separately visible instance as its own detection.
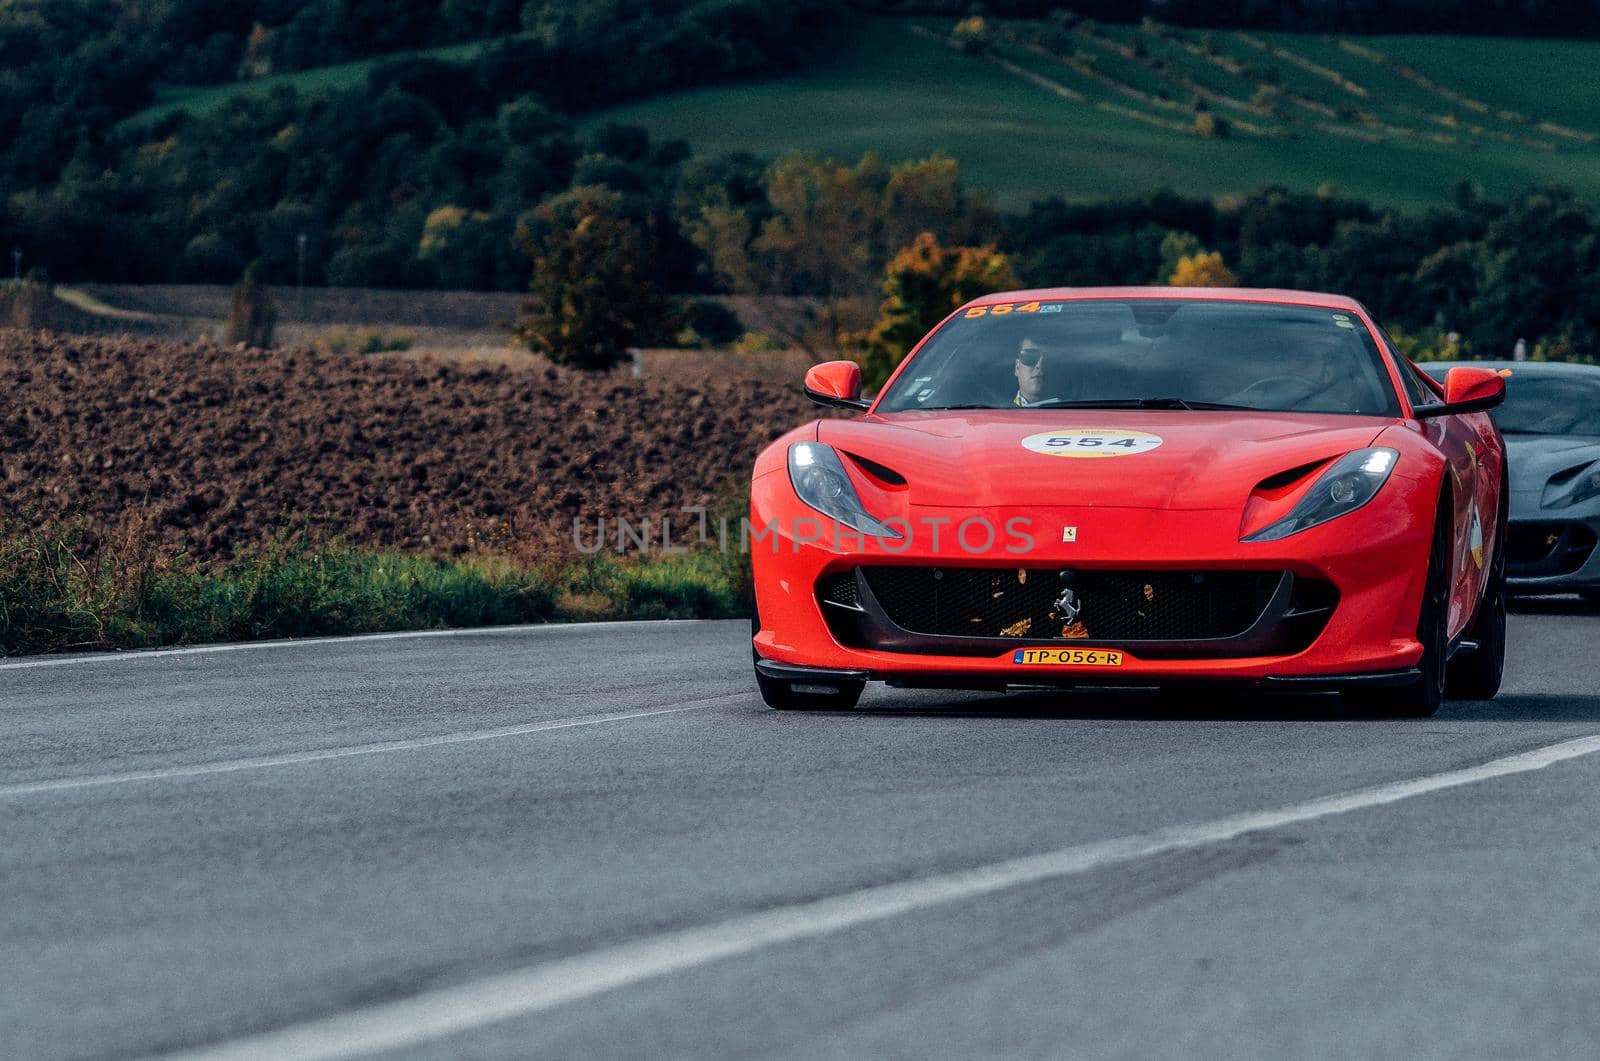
[1011,648,1124,667]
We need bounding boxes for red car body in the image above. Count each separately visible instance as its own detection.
[750,288,1508,714]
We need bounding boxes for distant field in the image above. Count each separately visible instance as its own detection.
[583,18,1600,209]
[123,37,524,127]
[120,17,1600,208]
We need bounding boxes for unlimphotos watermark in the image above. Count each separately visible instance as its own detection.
[573,508,1038,556]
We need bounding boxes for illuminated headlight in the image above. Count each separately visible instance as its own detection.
[1244,448,1399,541]
[787,442,902,539]
[1545,460,1600,510]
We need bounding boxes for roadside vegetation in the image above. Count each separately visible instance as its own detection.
[0,520,748,657]
[6,1,1600,652]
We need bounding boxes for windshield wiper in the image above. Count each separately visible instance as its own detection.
[1028,397,1257,411]
[918,397,1259,412]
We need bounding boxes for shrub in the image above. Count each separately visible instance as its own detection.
[952,16,990,53]
[512,185,677,371]
[224,260,277,348]
[318,329,415,355]
[686,299,744,346]
[1169,251,1239,287]
[0,272,55,330]
[732,330,786,353]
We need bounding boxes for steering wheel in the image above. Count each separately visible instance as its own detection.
[1224,374,1322,409]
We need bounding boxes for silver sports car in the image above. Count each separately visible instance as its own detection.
[1425,360,1600,603]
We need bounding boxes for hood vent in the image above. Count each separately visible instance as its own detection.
[842,451,907,487]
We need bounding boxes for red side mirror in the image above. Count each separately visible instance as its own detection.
[803,360,868,409]
[1442,366,1507,412]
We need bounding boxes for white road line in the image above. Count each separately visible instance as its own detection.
[0,696,743,799]
[0,619,722,671]
[163,732,1600,1061]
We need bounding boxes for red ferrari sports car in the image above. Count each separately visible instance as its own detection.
[750,287,1508,716]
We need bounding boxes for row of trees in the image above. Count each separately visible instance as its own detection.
[862,2,1600,36]
[0,0,844,256]
[509,142,1600,375]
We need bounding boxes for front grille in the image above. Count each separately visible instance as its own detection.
[858,566,1282,642]
[817,572,859,608]
[1508,522,1596,576]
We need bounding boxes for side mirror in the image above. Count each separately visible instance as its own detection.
[803,360,870,410]
[1415,366,1506,417]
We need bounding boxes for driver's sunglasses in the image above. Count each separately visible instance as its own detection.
[1017,346,1046,367]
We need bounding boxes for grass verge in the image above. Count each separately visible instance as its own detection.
[0,521,750,657]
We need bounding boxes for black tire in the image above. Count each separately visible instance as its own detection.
[1580,589,1600,611]
[756,669,864,711]
[1352,495,1451,718]
[1446,483,1507,700]
[751,603,864,711]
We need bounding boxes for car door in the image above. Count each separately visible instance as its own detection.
[1405,361,1486,637]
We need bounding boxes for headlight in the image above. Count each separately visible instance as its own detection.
[787,442,902,539]
[1544,459,1600,509]
[1243,448,1399,541]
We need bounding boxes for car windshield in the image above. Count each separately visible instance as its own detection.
[1491,374,1600,436]
[874,298,1401,417]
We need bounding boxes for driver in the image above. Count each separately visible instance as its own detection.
[1013,335,1069,406]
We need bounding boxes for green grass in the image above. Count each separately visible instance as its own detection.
[123,37,526,128]
[581,17,1600,209]
[120,16,1600,207]
[1370,35,1600,133]
[0,521,748,657]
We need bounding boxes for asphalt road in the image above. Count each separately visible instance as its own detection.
[6,607,1600,1061]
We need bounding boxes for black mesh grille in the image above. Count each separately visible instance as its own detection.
[1508,522,1596,576]
[859,566,1282,642]
[817,572,859,608]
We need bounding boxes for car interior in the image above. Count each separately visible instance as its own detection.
[879,300,1400,417]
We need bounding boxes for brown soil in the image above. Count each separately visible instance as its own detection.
[0,329,819,559]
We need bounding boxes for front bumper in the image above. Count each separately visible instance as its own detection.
[753,657,1422,694]
[751,473,1436,685]
[1505,515,1600,592]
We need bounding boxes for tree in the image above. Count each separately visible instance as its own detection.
[1169,250,1238,287]
[418,204,497,289]
[1156,230,1204,281]
[1,269,54,330]
[1193,112,1228,139]
[753,152,886,298]
[224,260,277,347]
[845,232,1018,390]
[512,184,675,371]
[882,152,966,253]
[951,16,991,53]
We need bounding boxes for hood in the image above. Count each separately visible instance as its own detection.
[820,409,1390,510]
[1505,434,1600,461]
[1505,434,1600,506]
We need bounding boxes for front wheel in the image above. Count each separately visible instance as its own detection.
[752,604,864,711]
[756,669,864,711]
[1350,497,1451,718]
[1446,488,1508,700]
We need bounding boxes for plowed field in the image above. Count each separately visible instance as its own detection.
[0,330,815,558]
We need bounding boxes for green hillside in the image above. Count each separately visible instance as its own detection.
[125,37,524,128]
[582,17,1600,210]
